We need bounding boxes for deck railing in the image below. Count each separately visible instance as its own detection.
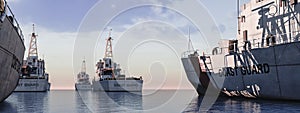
[1,0,24,41]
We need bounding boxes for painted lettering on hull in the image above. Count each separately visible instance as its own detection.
[114,84,139,87]
[225,63,270,76]
[17,83,40,87]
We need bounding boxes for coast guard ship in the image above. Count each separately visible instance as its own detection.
[182,0,300,100]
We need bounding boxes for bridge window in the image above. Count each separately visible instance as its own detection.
[256,0,264,3]
[243,30,248,41]
[241,16,246,23]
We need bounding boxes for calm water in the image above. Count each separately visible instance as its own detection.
[1,90,300,113]
[184,96,300,113]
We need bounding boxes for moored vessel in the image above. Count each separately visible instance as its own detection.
[92,30,143,92]
[0,0,25,102]
[14,24,50,92]
[75,59,92,90]
[182,0,300,100]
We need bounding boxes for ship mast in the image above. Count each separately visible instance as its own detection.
[103,29,115,78]
[237,0,240,35]
[81,58,86,74]
[26,24,41,76]
[187,27,194,52]
[28,24,38,58]
[105,29,113,58]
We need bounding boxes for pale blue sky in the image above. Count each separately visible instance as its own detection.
[9,0,98,32]
[9,0,248,35]
[7,0,250,89]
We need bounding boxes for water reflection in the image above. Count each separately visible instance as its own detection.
[0,101,17,113]
[77,91,143,113]
[77,90,195,112]
[75,91,93,113]
[2,92,49,113]
[184,96,300,113]
[7,91,298,112]
[106,92,143,110]
[16,92,48,112]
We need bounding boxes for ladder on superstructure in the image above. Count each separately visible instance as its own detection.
[200,55,213,73]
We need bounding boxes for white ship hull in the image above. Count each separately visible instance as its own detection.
[14,79,49,92]
[75,83,92,90]
[92,80,143,92]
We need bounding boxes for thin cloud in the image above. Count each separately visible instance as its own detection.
[7,0,21,3]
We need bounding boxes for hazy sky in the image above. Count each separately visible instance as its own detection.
[7,0,250,89]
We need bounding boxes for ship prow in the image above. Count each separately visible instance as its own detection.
[181,52,208,95]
